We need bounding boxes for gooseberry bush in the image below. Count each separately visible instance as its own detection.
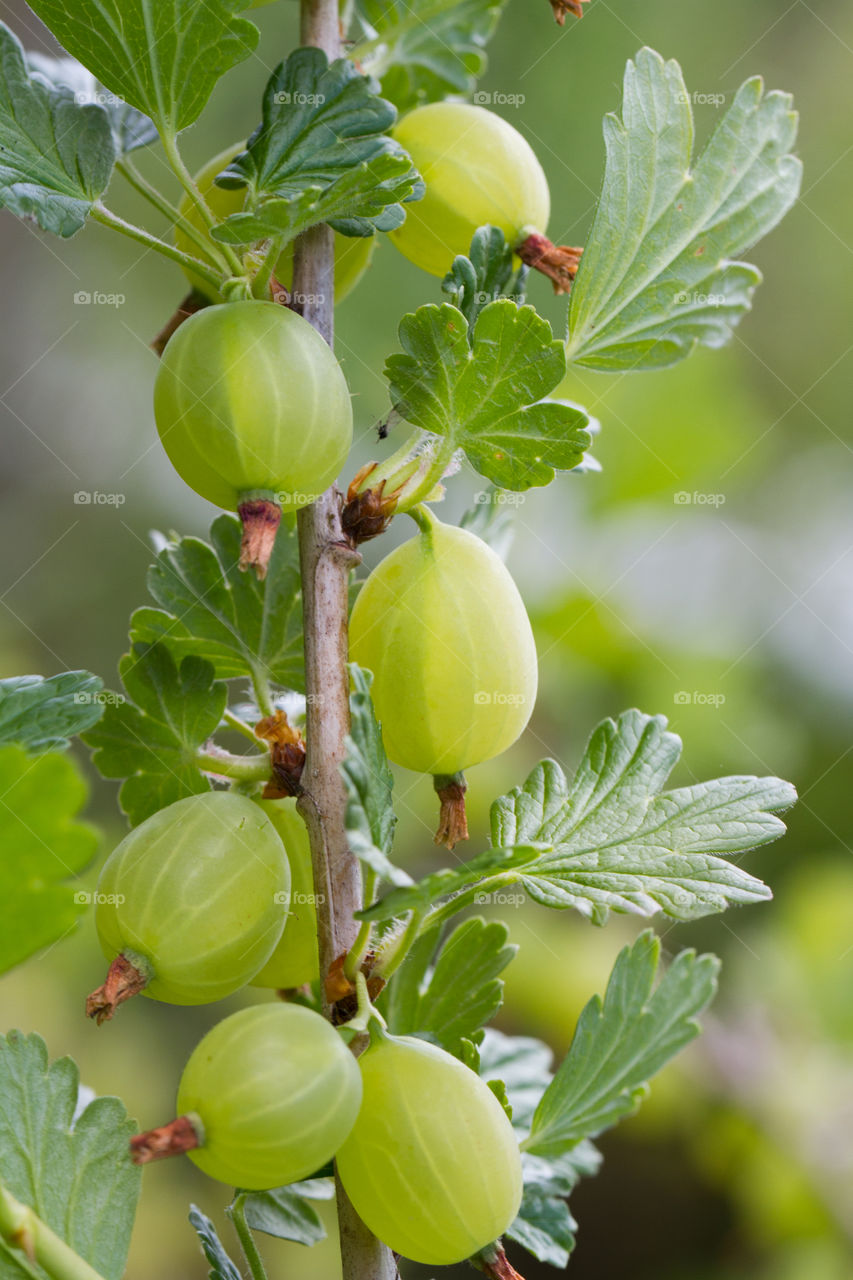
[0,0,802,1277]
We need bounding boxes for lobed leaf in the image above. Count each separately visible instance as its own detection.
[341,666,407,886]
[189,1206,241,1280]
[25,52,158,156]
[441,225,528,329]
[0,1031,140,1280]
[524,931,719,1157]
[0,747,99,977]
[0,671,104,753]
[566,48,802,370]
[384,917,516,1056]
[240,1179,335,1246]
[0,23,115,237]
[130,515,304,692]
[82,643,226,826]
[212,48,421,245]
[492,709,796,923]
[385,300,590,490]
[25,0,258,135]
[353,0,507,113]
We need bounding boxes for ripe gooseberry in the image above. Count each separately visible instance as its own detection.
[251,799,319,989]
[348,511,537,842]
[131,1004,362,1189]
[389,102,550,278]
[153,300,352,572]
[174,144,375,303]
[336,1029,522,1264]
[86,792,289,1023]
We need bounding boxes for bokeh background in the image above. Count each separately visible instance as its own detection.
[1,0,851,1276]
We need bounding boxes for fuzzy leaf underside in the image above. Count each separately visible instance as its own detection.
[566,47,802,370]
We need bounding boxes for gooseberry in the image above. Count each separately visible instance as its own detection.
[389,102,550,278]
[153,300,353,517]
[86,792,289,1022]
[174,144,375,303]
[132,1004,362,1190]
[251,799,319,989]
[336,1029,523,1264]
[348,514,538,776]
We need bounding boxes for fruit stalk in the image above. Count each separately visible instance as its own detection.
[292,0,397,1276]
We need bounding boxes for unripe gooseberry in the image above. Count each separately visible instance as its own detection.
[153,300,353,514]
[174,144,375,303]
[132,1004,362,1189]
[87,792,290,1022]
[251,799,319,989]
[389,102,550,277]
[348,514,538,776]
[336,1030,523,1264]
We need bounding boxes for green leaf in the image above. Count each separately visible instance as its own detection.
[385,917,516,1056]
[130,516,304,692]
[25,0,259,135]
[211,48,421,245]
[0,1031,140,1280]
[0,671,104,753]
[0,23,115,237]
[477,1029,600,1268]
[240,1179,334,1245]
[26,51,158,156]
[189,1206,241,1280]
[566,47,802,370]
[341,666,407,886]
[356,843,541,924]
[354,0,507,113]
[0,746,99,977]
[524,932,719,1158]
[82,643,226,826]
[441,225,528,328]
[385,301,590,490]
[491,709,796,923]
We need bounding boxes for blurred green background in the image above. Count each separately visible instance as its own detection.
[1,0,852,1276]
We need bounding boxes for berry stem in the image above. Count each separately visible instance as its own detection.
[89,204,223,288]
[0,1182,109,1280]
[228,1196,269,1280]
[160,131,246,280]
[115,158,229,271]
[195,746,272,783]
